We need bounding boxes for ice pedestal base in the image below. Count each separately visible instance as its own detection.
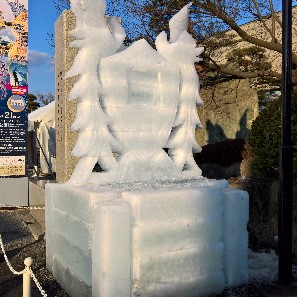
[45,178,249,297]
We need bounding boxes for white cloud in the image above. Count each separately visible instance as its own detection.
[28,50,54,67]
[28,50,55,94]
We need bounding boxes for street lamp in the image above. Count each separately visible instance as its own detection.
[279,0,293,285]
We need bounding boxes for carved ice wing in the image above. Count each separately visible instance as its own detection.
[106,17,126,50]
[70,0,107,27]
[169,2,192,43]
[155,31,169,55]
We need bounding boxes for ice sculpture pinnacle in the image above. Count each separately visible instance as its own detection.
[156,3,204,178]
[67,0,204,185]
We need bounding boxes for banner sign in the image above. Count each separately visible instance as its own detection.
[0,0,28,177]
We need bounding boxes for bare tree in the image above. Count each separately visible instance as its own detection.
[54,0,297,85]
[119,0,297,85]
[36,92,55,106]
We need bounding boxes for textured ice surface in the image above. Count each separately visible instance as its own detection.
[248,250,278,282]
[52,208,91,253]
[49,1,249,296]
[47,183,118,223]
[52,232,92,286]
[132,215,223,255]
[92,201,131,297]
[46,179,249,297]
[223,188,249,287]
[169,3,192,43]
[67,1,204,185]
[67,0,125,185]
[122,187,223,224]
[133,243,224,284]
[99,39,182,183]
[133,271,225,297]
[45,184,54,274]
[52,259,92,297]
[156,5,204,178]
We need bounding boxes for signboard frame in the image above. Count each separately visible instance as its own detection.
[0,0,28,206]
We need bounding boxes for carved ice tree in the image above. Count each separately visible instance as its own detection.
[66,0,125,184]
[156,3,204,177]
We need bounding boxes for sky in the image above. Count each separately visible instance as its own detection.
[28,0,114,96]
[28,0,58,95]
[27,0,295,97]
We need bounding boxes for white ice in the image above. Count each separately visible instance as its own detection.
[156,3,204,178]
[49,1,251,297]
[67,1,205,185]
[46,180,249,297]
[67,0,126,185]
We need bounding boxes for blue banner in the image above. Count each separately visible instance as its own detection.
[0,0,28,177]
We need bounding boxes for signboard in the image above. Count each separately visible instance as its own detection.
[0,0,28,178]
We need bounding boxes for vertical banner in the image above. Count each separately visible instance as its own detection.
[0,0,28,178]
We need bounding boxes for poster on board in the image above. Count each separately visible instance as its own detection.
[0,0,28,177]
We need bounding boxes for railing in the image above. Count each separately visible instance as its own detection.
[0,233,48,296]
[0,204,45,210]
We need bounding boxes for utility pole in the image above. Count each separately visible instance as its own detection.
[279,0,293,285]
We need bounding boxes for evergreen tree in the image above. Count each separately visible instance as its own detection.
[28,93,40,113]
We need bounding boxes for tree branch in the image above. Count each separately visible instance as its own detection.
[192,1,297,65]
[205,58,297,85]
[252,0,279,43]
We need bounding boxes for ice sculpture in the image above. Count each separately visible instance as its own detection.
[46,2,250,297]
[67,0,204,185]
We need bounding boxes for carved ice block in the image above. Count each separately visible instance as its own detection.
[92,200,131,297]
[223,188,249,287]
[45,180,249,297]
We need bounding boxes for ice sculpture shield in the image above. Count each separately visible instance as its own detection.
[100,39,181,181]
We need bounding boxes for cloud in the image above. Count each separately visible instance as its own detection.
[28,50,54,67]
[28,50,55,94]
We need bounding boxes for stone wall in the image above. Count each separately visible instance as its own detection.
[55,10,79,183]
[231,178,297,259]
[210,7,297,74]
[196,79,259,146]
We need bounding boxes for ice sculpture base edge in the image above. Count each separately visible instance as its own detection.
[45,179,249,297]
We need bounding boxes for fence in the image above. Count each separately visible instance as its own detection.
[0,204,45,210]
[0,224,47,296]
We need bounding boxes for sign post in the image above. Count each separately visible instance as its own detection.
[0,0,28,206]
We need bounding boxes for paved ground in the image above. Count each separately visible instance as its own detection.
[0,209,68,297]
[0,209,296,297]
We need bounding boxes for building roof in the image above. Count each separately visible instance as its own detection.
[28,101,55,130]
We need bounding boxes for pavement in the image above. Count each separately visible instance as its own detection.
[0,208,68,297]
[0,208,297,297]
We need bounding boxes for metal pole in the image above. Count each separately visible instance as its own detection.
[279,0,293,285]
[33,131,55,180]
[23,257,33,297]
